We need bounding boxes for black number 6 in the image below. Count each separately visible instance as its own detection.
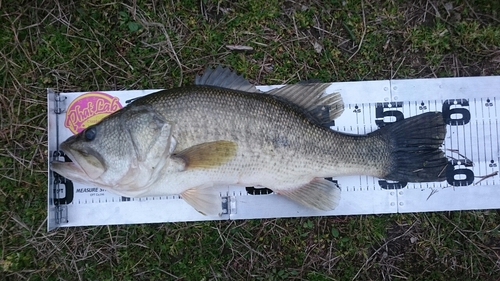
[442,99,471,126]
[446,159,474,186]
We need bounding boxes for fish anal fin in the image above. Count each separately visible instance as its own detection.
[181,188,222,216]
[174,140,237,169]
[267,84,344,126]
[275,178,341,211]
[195,66,260,93]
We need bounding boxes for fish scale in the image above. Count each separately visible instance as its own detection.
[145,87,369,179]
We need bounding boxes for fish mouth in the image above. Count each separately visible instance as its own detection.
[51,159,92,185]
[58,144,85,171]
[54,142,106,180]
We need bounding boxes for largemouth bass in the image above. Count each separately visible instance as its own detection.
[51,66,448,215]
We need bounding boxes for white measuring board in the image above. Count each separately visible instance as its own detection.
[47,76,500,230]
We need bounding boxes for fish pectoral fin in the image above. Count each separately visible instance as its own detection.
[181,188,223,216]
[274,178,341,211]
[267,84,344,126]
[195,66,260,93]
[173,140,237,170]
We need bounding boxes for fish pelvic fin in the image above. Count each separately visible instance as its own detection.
[173,140,238,170]
[374,112,448,182]
[275,178,341,211]
[181,188,222,216]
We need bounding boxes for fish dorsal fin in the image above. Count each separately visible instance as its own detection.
[173,140,238,169]
[195,66,260,93]
[196,66,344,124]
[267,83,344,126]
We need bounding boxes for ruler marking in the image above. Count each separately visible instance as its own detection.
[473,119,479,182]
[488,108,494,169]
[483,118,489,184]
[476,98,489,185]
[469,117,476,184]
[490,118,496,185]
[440,100,448,189]
[447,99,455,165]
[497,119,500,186]
[485,98,494,184]
[355,103,359,133]
[495,97,499,186]
[496,96,499,154]
[367,102,372,133]
[457,99,466,161]
[480,98,486,184]
[448,99,454,160]
[362,102,367,132]
[357,105,366,187]
[495,117,499,186]
[463,100,470,176]
[460,100,465,165]
[361,103,365,130]
[356,109,360,133]
[411,101,417,190]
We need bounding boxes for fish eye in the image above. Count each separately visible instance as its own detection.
[84,127,96,141]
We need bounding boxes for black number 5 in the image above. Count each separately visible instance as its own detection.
[375,102,404,128]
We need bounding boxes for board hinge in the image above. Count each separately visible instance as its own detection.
[50,89,67,115]
[221,196,236,215]
[48,88,71,226]
[51,150,71,224]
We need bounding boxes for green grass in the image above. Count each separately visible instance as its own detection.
[1,0,499,280]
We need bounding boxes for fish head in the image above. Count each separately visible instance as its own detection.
[51,105,174,196]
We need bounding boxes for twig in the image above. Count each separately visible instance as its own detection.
[446,149,474,164]
[391,57,406,79]
[352,221,417,280]
[426,188,439,201]
[475,171,499,185]
[122,3,184,86]
[348,0,366,61]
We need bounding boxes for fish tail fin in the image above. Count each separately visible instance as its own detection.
[375,112,448,182]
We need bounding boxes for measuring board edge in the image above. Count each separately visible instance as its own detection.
[47,76,500,230]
